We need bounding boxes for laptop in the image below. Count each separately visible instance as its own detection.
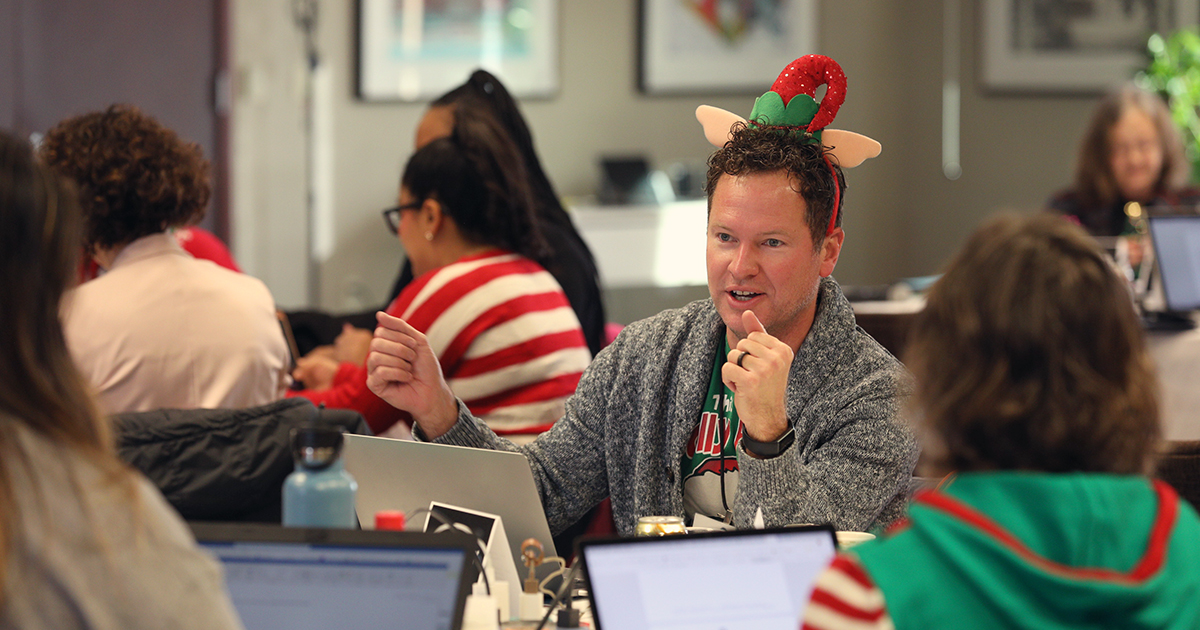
[191,522,476,630]
[342,434,557,575]
[1148,214,1200,314]
[578,525,837,630]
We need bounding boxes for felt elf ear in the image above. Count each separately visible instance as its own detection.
[696,105,746,148]
[820,130,881,168]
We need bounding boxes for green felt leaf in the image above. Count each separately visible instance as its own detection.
[746,91,822,145]
[748,91,818,128]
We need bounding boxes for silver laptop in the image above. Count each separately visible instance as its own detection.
[342,434,557,574]
[578,525,837,630]
[191,522,475,630]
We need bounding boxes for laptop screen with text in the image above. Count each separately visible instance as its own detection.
[579,526,837,630]
[192,523,474,630]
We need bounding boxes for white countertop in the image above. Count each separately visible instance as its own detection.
[570,199,709,289]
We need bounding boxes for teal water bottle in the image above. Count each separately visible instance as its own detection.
[282,418,358,528]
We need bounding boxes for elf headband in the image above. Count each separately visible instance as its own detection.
[696,55,881,236]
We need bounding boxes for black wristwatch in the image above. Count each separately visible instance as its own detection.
[741,427,796,459]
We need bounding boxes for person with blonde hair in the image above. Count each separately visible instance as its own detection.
[802,213,1200,629]
[0,130,242,628]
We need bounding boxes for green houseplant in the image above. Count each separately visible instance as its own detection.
[1138,30,1200,182]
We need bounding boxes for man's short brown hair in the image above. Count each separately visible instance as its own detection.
[705,123,845,245]
[907,213,1159,476]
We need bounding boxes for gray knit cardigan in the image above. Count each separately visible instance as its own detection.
[432,277,919,534]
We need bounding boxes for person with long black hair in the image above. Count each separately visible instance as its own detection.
[290,70,606,360]
[293,111,590,439]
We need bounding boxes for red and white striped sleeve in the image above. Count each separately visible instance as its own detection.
[801,554,895,630]
[400,253,589,435]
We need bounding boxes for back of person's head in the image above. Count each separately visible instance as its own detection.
[0,129,113,604]
[433,71,537,176]
[906,213,1159,476]
[1075,84,1188,206]
[704,123,846,246]
[401,113,548,261]
[39,104,211,253]
[431,71,573,230]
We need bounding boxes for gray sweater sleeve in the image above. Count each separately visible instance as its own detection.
[434,278,919,534]
[731,278,918,530]
[432,336,625,534]
[733,360,916,530]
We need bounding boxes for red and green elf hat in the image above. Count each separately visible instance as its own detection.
[696,55,881,234]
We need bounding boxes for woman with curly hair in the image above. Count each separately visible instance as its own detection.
[802,213,1200,629]
[0,129,243,628]
[41,104,289,413]
[293,112,590,439]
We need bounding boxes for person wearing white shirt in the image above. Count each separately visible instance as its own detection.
[42,104,289,413]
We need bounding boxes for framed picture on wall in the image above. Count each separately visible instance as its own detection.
[982,0,1200,92]
[638,0,817,95]
[357,0,558,102]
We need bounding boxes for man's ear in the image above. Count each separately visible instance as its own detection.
[819,227,844,277]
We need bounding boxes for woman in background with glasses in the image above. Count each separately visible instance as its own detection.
[292,112,590,441]
[288,70,606,360]
[1048,84,1200,279]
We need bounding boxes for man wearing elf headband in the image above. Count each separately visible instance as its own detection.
[365,56,918,533]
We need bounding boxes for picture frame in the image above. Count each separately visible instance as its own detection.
[638,0,817,95]
[356,0,558,102]
[981,0,1200,93]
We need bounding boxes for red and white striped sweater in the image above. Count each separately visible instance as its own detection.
[300,251,591,435]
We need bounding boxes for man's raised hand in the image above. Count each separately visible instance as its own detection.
[366,311,459,438]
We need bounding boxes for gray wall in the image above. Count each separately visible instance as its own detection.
[231,0,1099,321]
[3,0,224,235]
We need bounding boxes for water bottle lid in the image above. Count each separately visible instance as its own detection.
[374,510,406,530]
[290,425,344,471]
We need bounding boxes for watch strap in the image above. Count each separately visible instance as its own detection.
[741,427,795,459]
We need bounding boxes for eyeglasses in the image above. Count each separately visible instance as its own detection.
[382,201,422,235]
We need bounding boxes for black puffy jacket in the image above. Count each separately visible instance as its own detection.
[113,398,369,523]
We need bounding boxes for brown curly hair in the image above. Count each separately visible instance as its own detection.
[705,122,846,246]
[39,104,211,251]
[906,213,1159,476]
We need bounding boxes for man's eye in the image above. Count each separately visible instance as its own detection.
[765,239,783,247]
[716,233,733,242]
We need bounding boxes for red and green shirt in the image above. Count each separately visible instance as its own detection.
[681,341,744,521]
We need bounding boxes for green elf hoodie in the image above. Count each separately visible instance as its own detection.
[853,472,1200,629]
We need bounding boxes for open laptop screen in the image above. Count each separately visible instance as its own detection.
[579,526,837,630]
[192,523,474,630]
[1149,214,1200,312]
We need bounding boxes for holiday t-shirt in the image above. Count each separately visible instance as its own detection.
[681,341,744,522]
